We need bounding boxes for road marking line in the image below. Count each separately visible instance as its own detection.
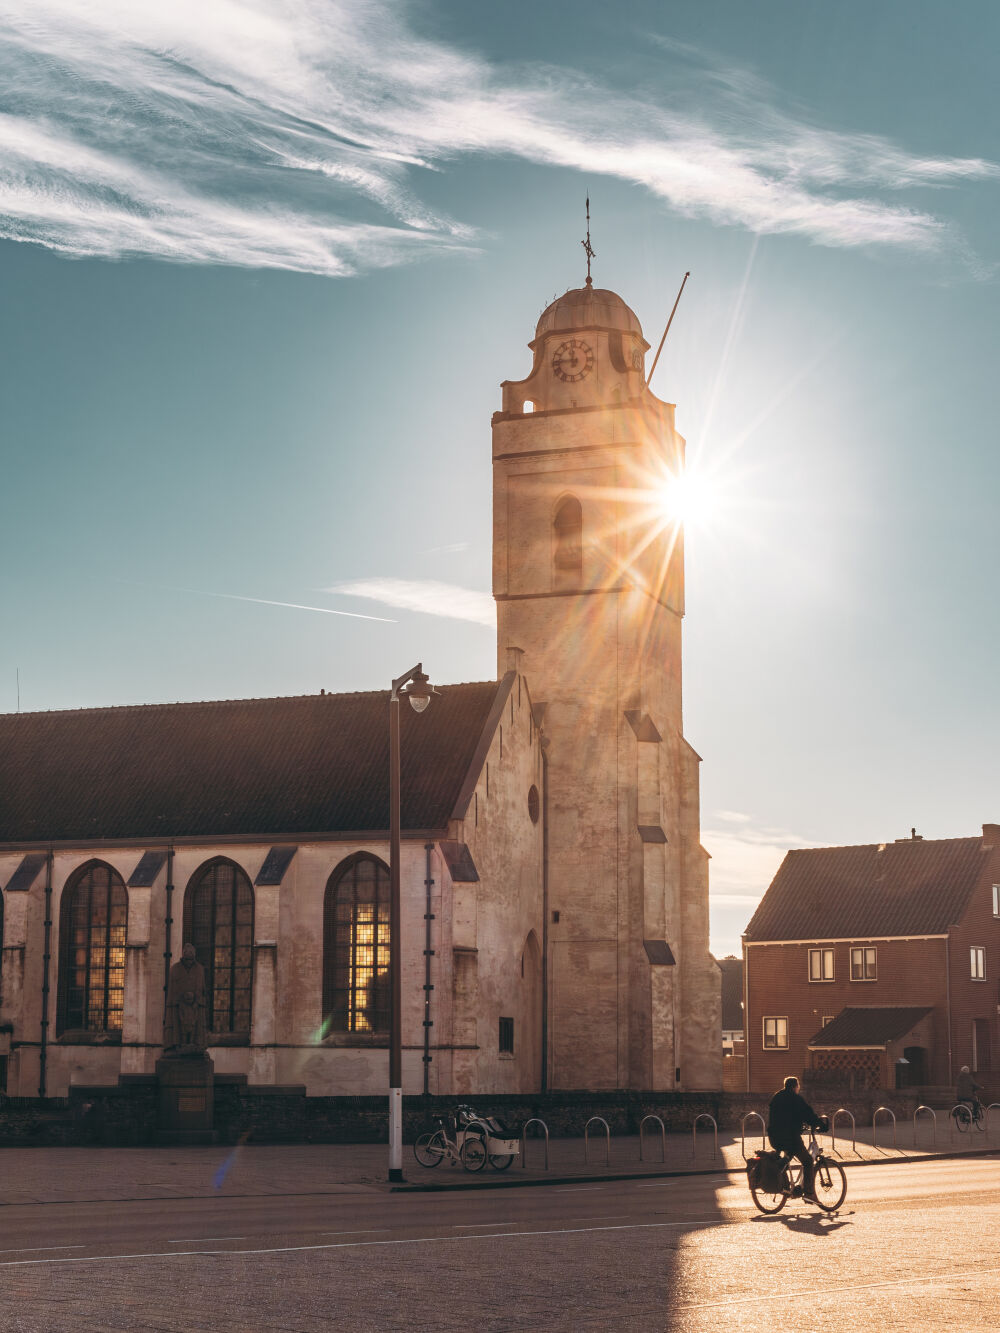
[0,1245,86,1255]
[167,1237,248,1244]
[677,1265,1000,1311]
[0,1217,727,1268]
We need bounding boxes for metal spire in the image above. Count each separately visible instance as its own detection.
[581,195,595,287]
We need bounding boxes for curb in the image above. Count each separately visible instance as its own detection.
[391,1146,1000,1192]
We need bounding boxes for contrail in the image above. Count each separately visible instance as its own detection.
[180,588,395,623]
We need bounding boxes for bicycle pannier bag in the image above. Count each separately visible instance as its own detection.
[751,1150,784,1192]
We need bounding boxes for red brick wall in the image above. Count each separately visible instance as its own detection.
[744,937,949,1094]
[947,848,1000,1079]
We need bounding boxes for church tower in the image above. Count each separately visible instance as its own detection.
[492,275,721,1091]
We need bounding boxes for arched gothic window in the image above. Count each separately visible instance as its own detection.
[57,862,128,1034]
[323,854,390,1035]
[183,859,254,1036]
[553,495,583,588]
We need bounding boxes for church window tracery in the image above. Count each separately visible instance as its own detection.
[183,858,254,1036]
[57,861,127,1035]
[323,853,390,1035]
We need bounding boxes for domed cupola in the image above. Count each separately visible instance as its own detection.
[534,286,645,340]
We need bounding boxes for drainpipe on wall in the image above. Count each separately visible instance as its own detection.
[163,846,175,1017]
[540,745,550,1094]
[38,850,53,1098]
[945,934,953,1085]
[422,842,434,1097]
[742,937,750,1094]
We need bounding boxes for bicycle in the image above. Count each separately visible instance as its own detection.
[413,1104,517,1172]
[748,1126,847,1214]
[952,1099,985,1134]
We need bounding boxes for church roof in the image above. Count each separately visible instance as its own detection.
[743,835,990,942]
[0,678,510,845]
[535,285,643,338]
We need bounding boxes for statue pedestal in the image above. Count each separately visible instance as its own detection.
[155,1054,215,1145]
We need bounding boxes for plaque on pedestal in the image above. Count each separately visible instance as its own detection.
[156,1053,215,1144]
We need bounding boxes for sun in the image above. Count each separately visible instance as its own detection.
[655,467,716,529]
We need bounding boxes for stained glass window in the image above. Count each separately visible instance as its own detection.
[58,863,128,1034]
[184,859,254,1035]
[323,854,390,1034]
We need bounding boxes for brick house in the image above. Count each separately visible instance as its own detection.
[742,826,1000,1094]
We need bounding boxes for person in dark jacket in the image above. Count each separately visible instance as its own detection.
[956,1066,983,1117]
[768,1075,825,1201]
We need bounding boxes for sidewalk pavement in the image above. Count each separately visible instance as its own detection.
[0,1121,996,1206]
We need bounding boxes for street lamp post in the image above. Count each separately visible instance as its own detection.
[388,662,437,1183]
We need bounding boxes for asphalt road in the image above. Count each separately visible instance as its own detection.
[1,1155,998,1331]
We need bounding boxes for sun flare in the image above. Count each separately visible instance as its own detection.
[655,468,716,529]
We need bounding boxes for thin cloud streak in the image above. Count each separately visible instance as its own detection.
[328,578,496,627]
[184,588,395,623]
[0,1,995,274]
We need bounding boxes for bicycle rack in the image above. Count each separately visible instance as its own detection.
[639,1114,666,1163]
[830,1108,856,1156]
[520,1117,549,1170]
[873,1105,897,1150]
[740,1111,766,1161]
[584,1116,610,1166]
[692,1113,718,1160]
[913,1105,936,1146]
[987,1103,1000,1136]
[948,1102,985,1138]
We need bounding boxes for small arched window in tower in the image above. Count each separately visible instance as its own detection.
[323,853,391,1035]
[183,858,254,1037]
[523,399,534,414]
[553,495,583,589]
[58,861,128,1035]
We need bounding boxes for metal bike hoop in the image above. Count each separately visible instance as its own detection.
[584,1116,611,1166]
[830,1108,856,1156]
[873,1105,897,1149]
[913,1105,936,1146]
[520,1117,549,1170]
[740,1111,766,1161]
[692,1112,718,1160]
[987,1103,1000,1136]
[639,1114,666,1163]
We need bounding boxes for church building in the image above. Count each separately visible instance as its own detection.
[0,277,721,1101]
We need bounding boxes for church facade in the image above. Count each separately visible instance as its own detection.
[0,280,721,1100]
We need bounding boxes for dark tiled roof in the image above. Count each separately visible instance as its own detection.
[718,956,744,1031]
[808,1006,933,1048]
[743,837,987,942]
[0,681,504,844]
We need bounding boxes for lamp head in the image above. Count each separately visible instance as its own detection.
[405,668,437,714]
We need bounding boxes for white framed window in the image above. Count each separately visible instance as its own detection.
[822,1015,835,1027]
[808,947,835,982]
[993,884,999,917]
[971,946,986,980]
[763,1016,788,1049]
[850,946,877,981]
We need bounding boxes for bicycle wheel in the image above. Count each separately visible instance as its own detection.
[974,1108,986,1133]
[748,1166,787,1215]
[461,1134,487,1172]
[414,1131,447,1168]
[812,1156,847,1211]
[488,1149,514,1171]
[953,1105,972,1134]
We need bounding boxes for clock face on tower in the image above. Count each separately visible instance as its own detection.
[552,338,594,383]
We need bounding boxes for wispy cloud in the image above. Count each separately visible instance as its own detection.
[705,817,823,901]
[0,1,995,273]
[328,577,495,626]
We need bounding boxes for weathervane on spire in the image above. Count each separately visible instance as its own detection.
[581,195,595,287]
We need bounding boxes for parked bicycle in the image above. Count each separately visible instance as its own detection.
[413,1104,519,1172]
[952,1099,986,1133]
[747,1126,847,1214]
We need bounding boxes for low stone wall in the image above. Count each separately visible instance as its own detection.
[0,1084,948,1148]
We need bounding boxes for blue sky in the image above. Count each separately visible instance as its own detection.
[1,1,997,954]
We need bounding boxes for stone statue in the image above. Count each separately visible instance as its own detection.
[163,943,208,1055]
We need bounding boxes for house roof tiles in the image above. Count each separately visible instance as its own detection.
[744,836,988,942]
[0,681,504,845]
[807,1006,933,1048]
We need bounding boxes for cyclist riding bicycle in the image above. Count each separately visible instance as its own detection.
[767,1075,827,1203]
[956,1065,984,1120]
